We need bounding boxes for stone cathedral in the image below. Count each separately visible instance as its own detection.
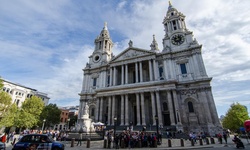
[78,3,221,134]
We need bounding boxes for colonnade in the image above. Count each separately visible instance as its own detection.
[94,90,182,127]
[108,58,159,86]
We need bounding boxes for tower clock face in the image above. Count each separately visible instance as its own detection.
[93,53,102,63]
[171,34,185,45]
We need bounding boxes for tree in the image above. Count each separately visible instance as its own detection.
[15,96,44,129]
[0,104,18,127]
[0,91,12,118]
[222,102,249,132]
[39,104,61,129]
[0,78,3,89]
[0,78,13,128]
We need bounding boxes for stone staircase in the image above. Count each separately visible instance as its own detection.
[68,131,104,141]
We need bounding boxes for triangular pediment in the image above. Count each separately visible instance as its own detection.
[112,47,155,62]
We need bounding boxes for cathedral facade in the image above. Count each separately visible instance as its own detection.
[78,3,221,134]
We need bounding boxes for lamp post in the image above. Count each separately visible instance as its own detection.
[113,117,117,148]
[114,117,117,136]
[67,118,70,131]
[42,119,46,133]
[155,115,161,145]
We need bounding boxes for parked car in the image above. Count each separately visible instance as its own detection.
[12,134,65,150]
[0,141,6,150]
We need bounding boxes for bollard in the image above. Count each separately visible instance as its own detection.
[86,138,90,148]
[71,138,75,147]
[199,138,203,145]
[121,138,125,148]
[210,137,215,144]
[154,140,157,148]
[103,139,107,148]
[206,138,210,145]
[180,138,184,147]
[191,139,194,146]
[138,139,142,148]
[168,139,172,147]
[108,139,111,148]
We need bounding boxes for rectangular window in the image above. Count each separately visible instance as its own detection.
[180,63,187,74]
[93,78,97,86]
[107,76,110,86]
[159,67,163,77]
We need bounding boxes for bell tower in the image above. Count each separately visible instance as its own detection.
[89,22,113,66]
[162,1,199,52]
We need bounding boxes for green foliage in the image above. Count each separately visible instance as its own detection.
[0,87,13,128]
[0,91,12,117]
[0,78,3,89]
[222,102,249,132]
[16,96,44,129]
[0,104,18,127]
[69,115,78,127]
[39,104,61,129]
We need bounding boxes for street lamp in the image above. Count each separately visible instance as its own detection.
[155,115,161,145]
[113,117,117,148]
[42,119,46,133]
[114,117,117,136]
[67,118,70,130]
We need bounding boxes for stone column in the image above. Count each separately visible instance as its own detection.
[155,91,163,125]
[99,97,103,122]
[197,53,207,76]
[200,90,212,123]
[167,91,175,125]
[108,96,111,125]
[125,94,129,125]
[140,93,146,126]
[110,67,113,86]
[103,71,107,87]
[139,61,143,82]
[192,54,200,77]
[95,98,100,122]
[150,92,156,125]
[163,60,168,80]
[121,65,124,85]
[136,93,141,125]
[148,60,153,81]
[168,60,174,79]
[120,95,124,125]
[111,95,116,125]
[167,22,171,32]
[82,75,87,92]
[135,62,139,83]
[113,66,117,86]
[172,90,182,125]
[125,64,128,84]
[78,100,84,119]
[207,89,220,125]
[153,59,158,81]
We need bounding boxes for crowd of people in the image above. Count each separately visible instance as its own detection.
[105,128,162,149]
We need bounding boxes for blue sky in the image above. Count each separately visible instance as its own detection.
[0,0,250,117]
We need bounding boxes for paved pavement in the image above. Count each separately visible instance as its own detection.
[5,135,250,150]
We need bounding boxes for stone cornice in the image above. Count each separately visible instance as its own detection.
[178,86,212,96]
[161,45,202,59]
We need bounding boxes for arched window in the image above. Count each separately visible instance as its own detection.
[163,102,168,111]
[188,101,194,112]
[91,108,95,116]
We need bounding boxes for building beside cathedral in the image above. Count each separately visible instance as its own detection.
[2,79,50,107]
[78,2,221,134]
